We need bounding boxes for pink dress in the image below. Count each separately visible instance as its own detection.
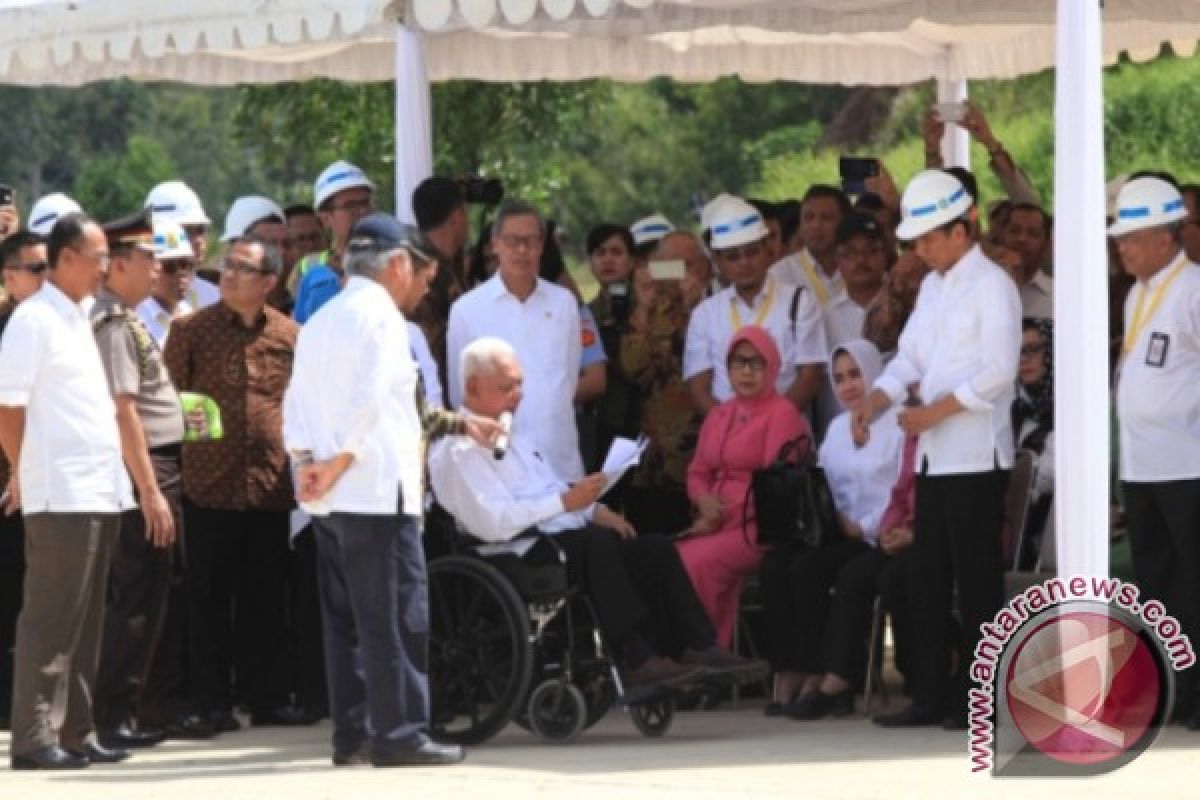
[677,325,809,647]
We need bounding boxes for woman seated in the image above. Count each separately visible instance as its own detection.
[760,340,905,717]
[676,326,809,647]
[1012,318,1055,568]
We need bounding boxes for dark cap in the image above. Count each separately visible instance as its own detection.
[347,212,435,263]
[835,212,885,246]
[102,208,156,252]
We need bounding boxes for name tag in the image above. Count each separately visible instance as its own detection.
[1146,332,1169,368]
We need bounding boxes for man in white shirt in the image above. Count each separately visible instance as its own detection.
[135,219,195,348]
[283,213,465,767]
[1110,176,1200,730]
[684,194,827,414]
[770,185,852,307]
[429,338,762,690]
[1001,202,1054,320]
[447,200,584,480]
[855,170,1020,730]
[0,212,135,769]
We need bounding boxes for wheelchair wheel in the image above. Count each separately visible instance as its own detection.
[526,679,587,744]
[579,663,616,729]
[630,693,675,738]
[428,555,533,745]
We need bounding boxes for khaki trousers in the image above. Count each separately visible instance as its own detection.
[10,512,119,755]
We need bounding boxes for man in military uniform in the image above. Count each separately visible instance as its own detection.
[90,211,185,750]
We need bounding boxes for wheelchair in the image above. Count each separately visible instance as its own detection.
[423,507,678,745]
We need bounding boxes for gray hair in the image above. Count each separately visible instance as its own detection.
[238,233,283,275]
[343,246,408,279]
[459,337,517,397]
[490,199,547,240]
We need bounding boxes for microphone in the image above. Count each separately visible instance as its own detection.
[493,411,513,460]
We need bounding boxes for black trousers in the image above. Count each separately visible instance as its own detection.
[0,510,25,722]
[94,451,181,730]
[909,469,1007,712]
[527,526,715,663]
[1123,478,1200,709]
[137,537,190,727]
[877,550,914,682]
[183,500,289,716]
[761,539,869,675]
[313,506,429,755]
[287,526,327,712]
[624,486,693,538]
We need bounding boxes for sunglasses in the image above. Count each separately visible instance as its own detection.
[3,260,47,274]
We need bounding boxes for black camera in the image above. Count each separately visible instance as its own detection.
[608,282,631,325]
[457,176,504,206]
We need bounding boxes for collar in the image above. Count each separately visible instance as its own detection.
[941,243,985,287]
[1026,270,1053,294]
[94,286,129,313]
[42,280,90,322]
[344,274,394,303]
[727,277,774,309]
[485,271,544,302]
[219,300,268,331]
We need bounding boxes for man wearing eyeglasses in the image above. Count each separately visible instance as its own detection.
[684,194,827,416]
[0,228,46,732]
[0,212,135,769]
[163,236,307,732]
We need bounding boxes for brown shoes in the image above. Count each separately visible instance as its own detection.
[681,646,769,680]
[625,655,706,690]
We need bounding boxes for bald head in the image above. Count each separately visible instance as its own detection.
[651,231,711,286]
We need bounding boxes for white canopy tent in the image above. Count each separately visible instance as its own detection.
[0,0,1179,579]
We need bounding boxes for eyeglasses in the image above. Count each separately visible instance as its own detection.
[716,242,764,263]
[2,260,47,274]
[498,234,543,252]
[1019,343,1046,357]
[220,258,273,277]
[728,354,767,372]
[327,196,373,215]
[160,260,195,275]
[68,246,111,268]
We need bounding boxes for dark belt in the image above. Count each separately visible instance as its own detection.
[149,442,183,458]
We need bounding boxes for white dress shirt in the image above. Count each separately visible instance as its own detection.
[684,276,827,402]
[283,276,422,516]
[819,409,905,547]
[770,248,845,307]
[428,427,593,557]
[874,244,1021,475]
[447,274,583,480]
[1116,255,1200,481]
[187,276,219,310]
[408,321,443,409]
[136,296,193,348]
[1019,270,1054,320]
[0,282,133,513]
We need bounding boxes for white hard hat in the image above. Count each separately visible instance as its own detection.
[145,181,211,227]
[1106,176,1188,237]
[221,195,285,243]
[700,193,735,234]
[313,160,374,211]
[153,219,194,260]
[28,192,82,236]
[895,169,974,241]
[706,195,769,251]
[630,213,674,247]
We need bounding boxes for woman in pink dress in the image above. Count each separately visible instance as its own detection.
[677,325,810,647]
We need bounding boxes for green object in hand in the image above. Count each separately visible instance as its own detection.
[179,392,223,441]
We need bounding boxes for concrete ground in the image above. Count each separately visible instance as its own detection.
[1,698,1196,800]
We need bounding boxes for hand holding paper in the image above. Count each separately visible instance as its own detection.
[600,435,649,495]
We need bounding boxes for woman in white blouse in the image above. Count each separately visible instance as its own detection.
[760,339,905,717]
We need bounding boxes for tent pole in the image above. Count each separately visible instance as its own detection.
[1053,0,1110,578]
[935,73,970,169]
[394,23,433,224]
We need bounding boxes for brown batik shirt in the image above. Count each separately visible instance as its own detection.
[164,302,297,511]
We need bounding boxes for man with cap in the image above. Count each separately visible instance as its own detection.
[1110,175,1200,730]
[684,194,827,415]
[0,212,134,768]
[145,181,219,310]
[0,228,46,729]
[135,220,195,348]
[770,186,853,308]
[283,212,466,767]
[854,169,1021,729]
[163,234,305,731]
[89,210,186,751]
[291,160,375,324]
[28,192,81,238]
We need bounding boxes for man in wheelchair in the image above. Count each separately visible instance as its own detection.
[429,337,761,691]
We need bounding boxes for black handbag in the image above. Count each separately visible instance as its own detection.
[744,436,841,550]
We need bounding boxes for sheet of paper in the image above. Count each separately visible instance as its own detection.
[601,435,649,495]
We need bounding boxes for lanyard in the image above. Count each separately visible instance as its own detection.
[728,280,776,330]
[799,249,831,306]
[1123,252,1189,355]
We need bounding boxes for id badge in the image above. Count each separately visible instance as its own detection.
[1146,332,1169,368]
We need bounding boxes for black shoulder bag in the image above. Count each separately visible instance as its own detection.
[744,436,840,550]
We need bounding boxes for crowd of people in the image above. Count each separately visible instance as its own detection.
[0,100,1198,772]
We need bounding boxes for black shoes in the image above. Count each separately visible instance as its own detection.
[371,739,465,767]
[785,689,855,720]
[251,704,318,727]
[163,713,216,740]
[873,703,944,728]
[71,741,132,764]
[209,710,242,733]
[100,722,166,749]
[11,745,89,770]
